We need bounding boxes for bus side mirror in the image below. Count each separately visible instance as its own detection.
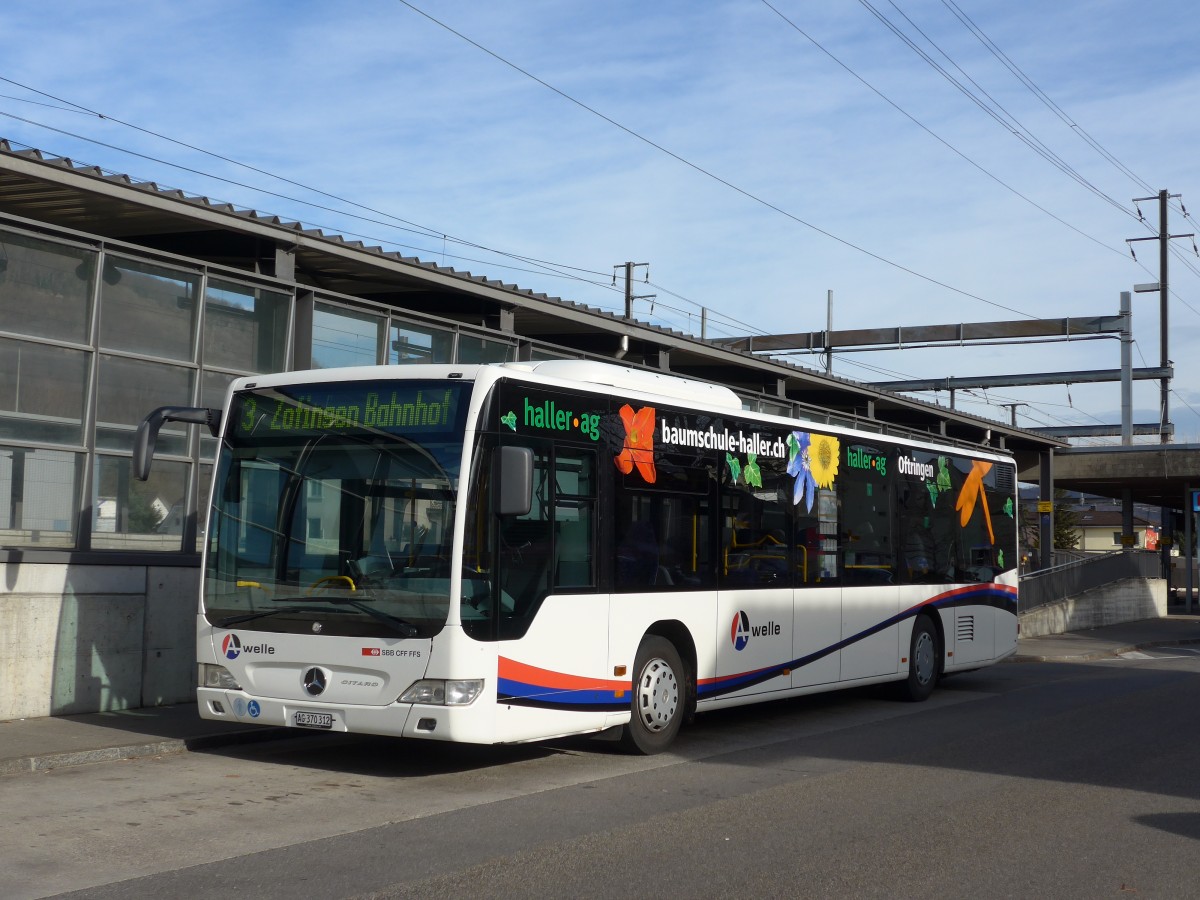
[133,406,222,481]
[494,445,533,517]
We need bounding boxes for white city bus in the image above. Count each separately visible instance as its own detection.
[134,359,1018,754]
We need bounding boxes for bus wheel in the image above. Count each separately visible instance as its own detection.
[621,636,685,755]
[903,615,939,702]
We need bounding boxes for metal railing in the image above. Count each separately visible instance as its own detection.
[1019,550,1162,612]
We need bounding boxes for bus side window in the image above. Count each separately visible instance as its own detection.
[555,518,592,587]
[495,444,601,636]
[614,490,714,592]
[837,445,894,585]
[720,447,792,589]
[616,519,659,589]
[896,475,939,584]
[553,450,596,590]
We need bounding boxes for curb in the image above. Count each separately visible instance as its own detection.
[0,738,191,776]
[0,724,305,777]
[1009,646,1140,664]
[1010,636,1200,664]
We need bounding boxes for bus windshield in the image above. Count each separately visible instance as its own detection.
[203,380,469,638]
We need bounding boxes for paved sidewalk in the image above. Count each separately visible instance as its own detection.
[5,614,1200,777]
[1013,612,1200,662]
[0,702,294,776]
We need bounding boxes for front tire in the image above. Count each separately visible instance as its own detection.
[620,636,686,754]
[903,615,940,702]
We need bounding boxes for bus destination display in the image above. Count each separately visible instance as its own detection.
[231,382,464,437]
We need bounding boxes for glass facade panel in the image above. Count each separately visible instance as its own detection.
[0,229,306,552]
[757,399,791,418]
[0,446,81,548]
[457,334,514,364]
[96,355,195,454]
[92,454,189,551]
[99,257,198,360]
[313,303,382,368]
[204,279,289,373]
[389,320,454,364]
[0,337,89,445]
[0,229,94,344]
[201,369,236,413]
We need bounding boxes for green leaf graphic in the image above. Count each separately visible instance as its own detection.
[936,456,952,492]
[744,453,762,488]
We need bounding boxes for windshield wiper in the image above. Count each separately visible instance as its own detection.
[272,594,420,638]
[215,605,331,628]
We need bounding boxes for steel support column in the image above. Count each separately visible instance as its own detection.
[1039,449,1054,570]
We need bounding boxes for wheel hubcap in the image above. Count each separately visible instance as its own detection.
[636,657,679,733]
[914,631,935,685]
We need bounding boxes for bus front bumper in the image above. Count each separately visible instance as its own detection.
[196,687,490,743]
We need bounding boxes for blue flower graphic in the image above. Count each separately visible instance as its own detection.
[788,430,817,512]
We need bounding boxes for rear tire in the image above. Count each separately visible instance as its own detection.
[620,636,686,754]
[903,615,939,702]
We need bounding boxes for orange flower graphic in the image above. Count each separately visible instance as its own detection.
[955,460,994,544]
[615,404,656,483]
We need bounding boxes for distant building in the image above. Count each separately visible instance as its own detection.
[1074,509,1158,552]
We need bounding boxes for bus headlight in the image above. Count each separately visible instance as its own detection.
[398,679,484,706]
[199,663,242,691]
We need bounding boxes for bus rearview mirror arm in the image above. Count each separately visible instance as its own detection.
[133,406,222,481]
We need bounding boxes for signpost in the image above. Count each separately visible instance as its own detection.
[1190,488,1198,614]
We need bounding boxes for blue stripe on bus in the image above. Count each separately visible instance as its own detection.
[497,678,627,712]
[499,583,1017,709]
[699,583,1016,700]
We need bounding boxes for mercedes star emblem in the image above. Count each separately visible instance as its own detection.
[302,667,327,696]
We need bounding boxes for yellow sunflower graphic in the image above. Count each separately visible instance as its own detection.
[809,433,840,489]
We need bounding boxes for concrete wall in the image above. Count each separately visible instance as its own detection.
[1020,577,1166,638]
[0,563,199,720]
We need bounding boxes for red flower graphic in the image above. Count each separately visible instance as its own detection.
[615,404,656,483]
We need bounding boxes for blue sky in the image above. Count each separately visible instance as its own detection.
[3,1,1200,442]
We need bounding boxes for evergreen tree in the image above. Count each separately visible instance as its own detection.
[1053,489,1080,550]
[1021,488,1080,552]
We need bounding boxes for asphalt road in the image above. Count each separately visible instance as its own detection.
[6,651,1200,899]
